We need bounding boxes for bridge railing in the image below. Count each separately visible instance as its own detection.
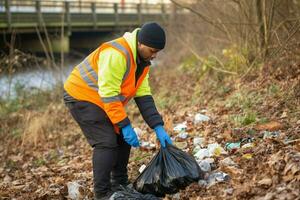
[0,0,173,31]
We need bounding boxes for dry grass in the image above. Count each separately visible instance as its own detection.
[21,103,67,147]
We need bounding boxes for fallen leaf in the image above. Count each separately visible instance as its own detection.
[255,121,283,131]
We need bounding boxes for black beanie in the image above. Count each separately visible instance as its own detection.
[138,22,166,50]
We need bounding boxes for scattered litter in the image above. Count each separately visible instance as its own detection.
[199,172,230,187]
[220,157,237,166]
[208,172,230,185]
[198,160,211,172]
[242,153,253,159]
[225,142,241,153]
[224,188,234,195]
[241,143,254,149]
[207,143,227,157]
[193,137,205,146]
[140,141,156,150]
[200,109,208,113]
[67,181,84,200]
[174,141,188,150]
[177,132,189,139]
[194,148,209,160]
[173,123,187,133]
[194,113,210,124]
[263,131,280,139]
[198,179,207,187]
[204,158,215,164]
[139,165,146,173]
[193,145,201,154]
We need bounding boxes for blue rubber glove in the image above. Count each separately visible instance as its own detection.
[121,124,140,147]
[154,125,172,148]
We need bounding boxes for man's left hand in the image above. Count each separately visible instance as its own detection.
[154,125,172,148]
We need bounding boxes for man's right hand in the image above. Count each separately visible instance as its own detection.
[121,124,140,147]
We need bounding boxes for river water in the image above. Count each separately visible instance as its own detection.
[0,54,162,100]
[0,58,80,99]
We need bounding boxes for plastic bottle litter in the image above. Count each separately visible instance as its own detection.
[193,137,205,146]
[198,160,211,172]
[67,181,84,200]
[173,123,187,133]
[194,113,210,124]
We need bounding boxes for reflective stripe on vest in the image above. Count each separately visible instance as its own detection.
[76,59,98,91]
[109,41,131,81]
[77,40,132,102]
[101,94,126,103]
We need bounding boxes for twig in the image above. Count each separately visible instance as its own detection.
[173,32,238,75]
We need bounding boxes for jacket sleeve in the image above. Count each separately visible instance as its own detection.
[134,95,164,129]
[98,47,130,128]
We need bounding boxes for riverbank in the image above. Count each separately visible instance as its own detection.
[0,53,299,199]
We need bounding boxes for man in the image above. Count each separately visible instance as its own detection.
[63,22,172,199]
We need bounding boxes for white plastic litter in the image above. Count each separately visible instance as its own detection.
[198,160,211,172]
[193,137,205,146]
[241,143,254,149]
[140,141,156,149]
[173,123,187,133]
[204,158,215,164]
[194,113,210,124]
[220,157,237,166]
[193,145,201,154]
[207,143,227,157]
[139,164,146,173]
[67,181,83,200]
[194,148,209,160]
[177,132,189,139]
[207,172,230,187]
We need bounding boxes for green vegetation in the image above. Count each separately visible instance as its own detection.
[0,83,62,117]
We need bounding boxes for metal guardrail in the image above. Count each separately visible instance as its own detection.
[0,0,171,32]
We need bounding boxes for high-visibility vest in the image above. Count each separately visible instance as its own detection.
[64,37,150,131]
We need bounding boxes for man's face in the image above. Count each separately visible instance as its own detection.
[137,42,161,61]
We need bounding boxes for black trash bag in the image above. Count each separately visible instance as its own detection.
[133,144,203,197]
[109,184,160,200]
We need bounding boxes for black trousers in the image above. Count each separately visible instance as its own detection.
[66,101,131,196]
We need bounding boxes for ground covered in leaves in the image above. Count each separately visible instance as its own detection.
[0,59,299,199]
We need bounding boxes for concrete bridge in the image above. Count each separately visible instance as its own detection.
[0,0,173,53]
